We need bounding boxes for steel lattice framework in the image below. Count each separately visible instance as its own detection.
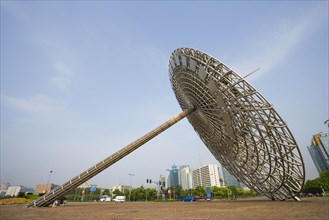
[169,48,305,200]
[28,47,304,207]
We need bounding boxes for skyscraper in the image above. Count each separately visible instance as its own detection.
[308,132,329,174]
[167,164,179,188]
[192,164,220,187]
[179,165,193,190]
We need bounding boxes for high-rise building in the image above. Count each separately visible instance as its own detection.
[0,182,10,196]
[159,175,166,189]
[308,132,329,174]
[5,186,22,197]
[77,183,96,189]
[192,164,220,187]
[179,165,193,190]
[167,164,179,188]
[112,183,130,192]
[216,165,225,187]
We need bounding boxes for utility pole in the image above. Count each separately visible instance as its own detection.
[128,173,135,202]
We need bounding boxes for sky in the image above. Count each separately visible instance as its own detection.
[1,1,328,189]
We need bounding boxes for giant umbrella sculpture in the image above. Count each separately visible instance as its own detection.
[28,48,304,207]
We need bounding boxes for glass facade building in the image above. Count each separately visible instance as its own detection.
[167,164,179,188]
[307,132,329,174]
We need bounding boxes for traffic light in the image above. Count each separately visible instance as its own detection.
[146,179,152,183]
[146,179,149,183]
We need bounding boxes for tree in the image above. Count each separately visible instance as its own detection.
[221,187,232,199]
[304,170,329,194]
[102,189,110,196]
[211,186,222,199]
[17,192,26,198]
[146,188,157,201]
[129,186,149,201]
[167,185,182,199]
[85,187,101,201]
[139,186,147,201]
[248,189,257,197]
[180,189,191,198]
[217,187,228,199]
[194,186,206,197]
[319,170,329,191]
[112,189,124,196]
[236,187,245,197]
[123,188,130,199]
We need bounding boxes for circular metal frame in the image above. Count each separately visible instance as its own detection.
[169,48,305,200]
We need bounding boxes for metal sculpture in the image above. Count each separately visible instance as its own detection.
[27,48,304,207]
[169,48,304,201]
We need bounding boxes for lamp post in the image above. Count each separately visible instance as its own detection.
[44,170,53,194]
[128,173,135,202]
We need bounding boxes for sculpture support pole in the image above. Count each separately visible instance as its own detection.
[27,107,195,207]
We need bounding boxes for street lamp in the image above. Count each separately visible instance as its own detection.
[128,173,135,202]
[47,170,53,184]
[44,170,53,194]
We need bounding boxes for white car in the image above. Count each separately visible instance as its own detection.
[113,196,126,202]
[99,195,111,202]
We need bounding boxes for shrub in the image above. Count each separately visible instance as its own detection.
[17,192,26,198]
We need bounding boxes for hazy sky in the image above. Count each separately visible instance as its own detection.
[1,1,328,189]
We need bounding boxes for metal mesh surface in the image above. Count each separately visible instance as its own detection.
[169,48,305,200]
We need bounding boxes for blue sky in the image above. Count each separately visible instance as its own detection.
[1,1,328,189]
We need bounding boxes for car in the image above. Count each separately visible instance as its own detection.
[113,196,126,202]
[181,196,196,202]
[99,195,111,202]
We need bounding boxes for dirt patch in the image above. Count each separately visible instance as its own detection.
[0,198,31,205]
[1,197,328,220]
